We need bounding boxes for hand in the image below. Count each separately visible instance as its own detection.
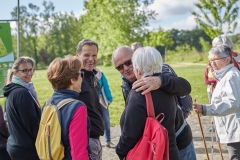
[132,76,161,95]
[192,101,203,114]
[108,102,111,106]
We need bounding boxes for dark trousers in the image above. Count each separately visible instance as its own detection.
[9,155,39,160]
[227,142,240,160]
[0,147,11,160]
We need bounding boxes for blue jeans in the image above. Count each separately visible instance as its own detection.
[102,107,110,142]
[179,140,197,160]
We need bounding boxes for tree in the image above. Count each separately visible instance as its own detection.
[191,0,239,39]
[11,4,40,67]
[143,28,174,61]
[80,0,156,65]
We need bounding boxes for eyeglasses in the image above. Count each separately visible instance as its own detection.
[209,57,227,63]
[79,71,84,79]
[115,59,132,71]
[17,68,35,74]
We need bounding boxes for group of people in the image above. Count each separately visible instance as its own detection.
[0,35,239,160]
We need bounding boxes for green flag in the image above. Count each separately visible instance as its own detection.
[0,23,14,96]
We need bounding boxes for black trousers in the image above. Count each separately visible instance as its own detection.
[0,147,11,160]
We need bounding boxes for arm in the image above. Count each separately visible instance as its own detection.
[159,74,191,96]
[116,90,146,159]
[101,73,113,103]
[0,106,9,137]
[195,75,240,116]
[69,105,89,160]
[132,64,191,95]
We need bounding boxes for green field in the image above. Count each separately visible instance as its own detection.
[0,63,209,126]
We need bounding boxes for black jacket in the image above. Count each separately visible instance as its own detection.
[118,72,193,158]
[3,83,41,158]
[78,69,104,138]
[117,77,180,160]
[0,106,9,149]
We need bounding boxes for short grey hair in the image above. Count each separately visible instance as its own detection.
[212,34,234,49]
[112,46,134,64]
[132,46,162,78]
[209,44,233,63]
[76,39,98,53]
[131,42,142,48]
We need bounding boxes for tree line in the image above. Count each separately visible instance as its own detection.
[10,0,240,68]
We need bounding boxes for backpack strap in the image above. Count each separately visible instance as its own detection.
[145,92,155,117]
[56,98,76,110]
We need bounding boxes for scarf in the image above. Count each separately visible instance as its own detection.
[12,75,38,99]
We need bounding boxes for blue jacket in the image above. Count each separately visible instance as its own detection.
[98,72,113,103]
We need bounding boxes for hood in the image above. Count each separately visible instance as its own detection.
[3,83,25,97]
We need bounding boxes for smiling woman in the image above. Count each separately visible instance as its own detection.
[3,56,41,160]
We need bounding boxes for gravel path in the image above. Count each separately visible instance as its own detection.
[100,115,229,160]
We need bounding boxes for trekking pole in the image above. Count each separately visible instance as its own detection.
[211,117,214,160]
[194,99,210,160]
[217,141,224,160]
[213,119,224,160]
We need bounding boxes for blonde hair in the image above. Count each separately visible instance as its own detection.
[6,56,35,83]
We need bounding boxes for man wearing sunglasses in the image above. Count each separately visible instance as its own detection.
[76,39,104,160]
[112,46,196,160]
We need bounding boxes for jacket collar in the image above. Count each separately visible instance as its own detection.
[214,64,234,81]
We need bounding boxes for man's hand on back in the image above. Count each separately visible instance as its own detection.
[132,76,161,95]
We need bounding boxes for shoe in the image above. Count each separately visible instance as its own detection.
[106,142,116,148]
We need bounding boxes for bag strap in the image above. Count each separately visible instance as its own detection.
[56,98,76,110]
[145,92,155,117]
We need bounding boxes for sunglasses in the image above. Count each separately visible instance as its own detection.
[115,59,132,71]
[79,71,84,79]
[17,68,35,74]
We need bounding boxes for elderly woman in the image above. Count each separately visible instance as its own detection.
[212,34,240,70]
[193,44,240,159]
[3,57,41,160]
[116,47,180,160]
[46,55,91,160]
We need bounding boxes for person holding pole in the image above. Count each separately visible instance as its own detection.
[193,44,240,160]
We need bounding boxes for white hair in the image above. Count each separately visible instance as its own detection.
[132,46,162,78]
[212,34,234,49]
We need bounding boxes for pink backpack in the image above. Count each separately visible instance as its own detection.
[232,51,240,70]
[126,92,169,160]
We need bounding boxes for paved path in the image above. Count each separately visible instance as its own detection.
[100,115,229,160]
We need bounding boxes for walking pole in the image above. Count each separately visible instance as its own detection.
[217,141,224,160]
[194,99,210,160]
[212,120,224,160]
[211,117,214,160]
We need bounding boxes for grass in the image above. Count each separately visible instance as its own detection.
[0,63,209,126]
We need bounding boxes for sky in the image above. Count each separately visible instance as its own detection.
[1,0,240,33]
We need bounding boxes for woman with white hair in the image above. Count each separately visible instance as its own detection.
[116,47,180,160]
[212,34,240,70]
[193,44,240,159]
